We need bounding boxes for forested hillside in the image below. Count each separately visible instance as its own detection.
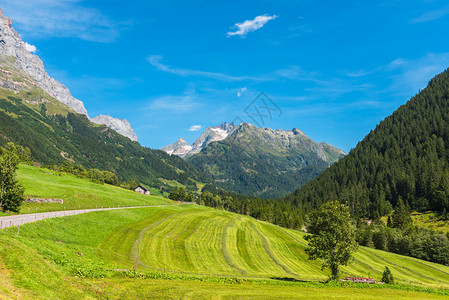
[0,88,208,189]
[188,123,345,198]
[284,68,449,218]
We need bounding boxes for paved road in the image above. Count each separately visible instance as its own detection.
[0,204,191,229]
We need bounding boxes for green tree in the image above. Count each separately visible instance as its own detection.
[102,171,119,186]
[0,143,25,212]
[387,215,393,227]
[381,266,394,284]
[392,198,412,229]
[305,201,358,280]
[169,187,187,201]
[120,180,138,190]
[185,191,195,202]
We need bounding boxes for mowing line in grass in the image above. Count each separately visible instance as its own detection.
[131,211,198,269]
[361,248,446,285]
[250,222,299,278]
[221,219,247,275]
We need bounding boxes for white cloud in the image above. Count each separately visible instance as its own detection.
[24,42,36,53]
[188,125,202,131]
[387,53,449,95]
[227,14,278,37]
[148,55,258,81]
[344,53,449,97]
[1,0,120,42]
[237,87,247,97]
[411,5,449,23]
[148,55,314,83]
[147,94,199,113]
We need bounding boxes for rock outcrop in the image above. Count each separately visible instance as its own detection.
[0,8,89,116]
[0,8,140,141]
[162,122,236,157]
[91,114,138,141]
[161,138,192,156]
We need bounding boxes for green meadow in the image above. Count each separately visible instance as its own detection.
[16,164,173,214]
[1,165,449,298]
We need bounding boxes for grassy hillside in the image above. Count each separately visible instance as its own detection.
[1,164,448,298]
[16,164,172,214]
[411,212,449,234]
[1,205,449,298]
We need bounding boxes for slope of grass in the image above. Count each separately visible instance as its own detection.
[1,165,449,298]
[15,164,173,214]
[1,205,449,297]
[411,211,449,234]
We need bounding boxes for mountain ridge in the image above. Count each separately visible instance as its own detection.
[0,8,138,141]
[162,122,236,157]
[186,122,345,198]
[91,114,138,141]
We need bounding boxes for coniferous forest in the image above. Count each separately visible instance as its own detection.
[284,68,449,219]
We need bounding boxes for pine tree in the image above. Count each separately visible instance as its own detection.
[381,266,394,284]
[392,198,412,229]
[387,215,393,227]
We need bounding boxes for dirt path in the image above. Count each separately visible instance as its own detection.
[0,204,193,229]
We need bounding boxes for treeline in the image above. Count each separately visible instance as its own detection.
[284,68,449,219]
[356,200,449,265]
[170,184,304,229]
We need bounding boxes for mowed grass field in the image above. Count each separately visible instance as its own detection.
[1,204,449,299]
[1,165,449,298]
[15,164,173,214]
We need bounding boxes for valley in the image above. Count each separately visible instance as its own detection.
[0,164,448,298]
[1,2,449,299]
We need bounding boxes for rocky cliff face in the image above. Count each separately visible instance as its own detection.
[0,8,139,141]
[0,8,88,116]
[190,122,236,155]
[91,114,138,141]
[161,138,192,156]
[162,122,236,157]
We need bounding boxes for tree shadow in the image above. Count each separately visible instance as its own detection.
[269,277,309,282]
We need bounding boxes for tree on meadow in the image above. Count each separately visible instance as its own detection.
[305,201,358,280]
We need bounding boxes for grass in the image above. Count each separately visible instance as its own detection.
[1,167,449,298]
[15,164,173,214]
[1,204,449,298]
[411,211,449,234]
[381,211,449,234]
[158,177,204,192]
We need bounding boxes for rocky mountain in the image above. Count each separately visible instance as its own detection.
[162,122,236,157]
[0,75,207,189]
[187,122,345,198]
[0,8,206,189]
[91,114,138,141]
[0,9,88,116]
[161,138,192,156]
[0,8,138,141]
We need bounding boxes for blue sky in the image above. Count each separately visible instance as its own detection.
[3,0,449,152]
